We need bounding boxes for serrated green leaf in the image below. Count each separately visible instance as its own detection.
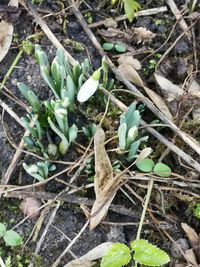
[153,163,171,177]
[0,223,7,237]
[123,0,141,23]
[4,230,22,247]
[131,240,170,266]
[136,158,155,172]
[101,243,131,267]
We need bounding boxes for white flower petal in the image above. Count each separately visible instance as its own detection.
[77,77,99,103]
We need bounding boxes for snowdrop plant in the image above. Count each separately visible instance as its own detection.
[18,82,40,113]
[46,97,78,155]
[35,45,91,110]
[118,102,148,161]
[21,115,48,157]
[23,161,56,181]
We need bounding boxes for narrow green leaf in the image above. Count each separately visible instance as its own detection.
[17,82,30,101]
[125,102,137,129]
[27,90,40,113]
[154,163,171,177]
[68,125,78,143]
[118,123,127,150]
[136,158,155,172]
[127,140,140,161]
[131,240,170,266]
[40,66,60,99]
[101,243,131,267]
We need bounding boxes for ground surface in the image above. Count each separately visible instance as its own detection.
[0,0,200,266]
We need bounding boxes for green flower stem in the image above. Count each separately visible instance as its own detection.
[0,49,24,90]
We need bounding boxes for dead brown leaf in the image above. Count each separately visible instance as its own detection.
[154,73,183,101]
[64,242,113,267]
[117,61,173,121]
[181,223,200,263]
[0,0,18,62]
[90,126,114,230]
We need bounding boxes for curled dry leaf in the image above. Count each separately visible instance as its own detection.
[0,0,18,62]
[64,242,113,267]
[20,197,41,219]
[90,126,114,230]
[117,61,173,121]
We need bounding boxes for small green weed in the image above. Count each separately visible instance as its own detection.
[101,240,170,267]
[0,223,22,247]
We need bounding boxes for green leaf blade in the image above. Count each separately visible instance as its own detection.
[153,163,171,177]
[131,240,170,266]
[101,243,131,267]
[123,0,141,23]
[4,230,23,247]
[136,158,155,172]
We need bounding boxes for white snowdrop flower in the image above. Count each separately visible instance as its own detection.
[77,69,101,103]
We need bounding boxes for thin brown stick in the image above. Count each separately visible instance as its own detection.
[166,0,191,38]
[89,6,168,28]
[0,98,24,127]
[52,220,89,267]
[4,190,141,218]
[68,0,200,157]
[0,114,38,197]
[28,202,61,267]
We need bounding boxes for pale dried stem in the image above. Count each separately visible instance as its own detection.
[89,6,168,28]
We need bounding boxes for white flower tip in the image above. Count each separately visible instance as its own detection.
[77,77,99,103]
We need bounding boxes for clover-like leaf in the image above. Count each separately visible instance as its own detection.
[101,243,131,267]
[136,158,155,172]
[3,230,22,247]
[153,163,171,177]
[131,240,170,266]
[115,43,126,53]
[103,43,114,51]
